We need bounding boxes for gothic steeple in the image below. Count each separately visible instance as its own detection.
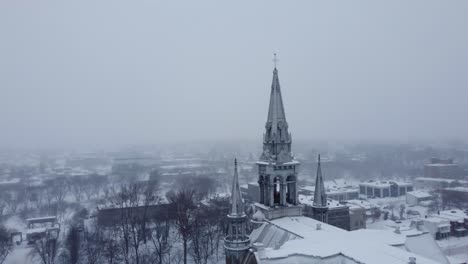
[255,59,302,220]
[261,65,293,163]
[230,159,244,217]
[313,155,327,207]
[312,154,329,223]
[224,159,250,264]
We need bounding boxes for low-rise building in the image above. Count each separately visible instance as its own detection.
[422,217,451,240]
[349,204,367,231]
[424,158,465,179]
[359,181,413,198]
[406,190,433,206]
[300,195,361,231]
[298,185,359,201]
[440,187,468,208]
[434,209,468,237]
[414,177,468,190]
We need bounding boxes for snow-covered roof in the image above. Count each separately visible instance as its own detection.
[444,186,468,192]
[298,195,348,209]
[439,209,468,220]
[26,216,57,223]
[424,217,450,224]
[407,190,432,199]
[414,177,468,184]
[254,216,439,264]
[360,180,412,188]
[26,227,47,234]
[0,178,21,185]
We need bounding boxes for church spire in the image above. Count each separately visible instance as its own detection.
[262,55,293,163]
[313,155,327,207]
[230,159,244,216]
[266,67,287,128]
[224,159,250,264]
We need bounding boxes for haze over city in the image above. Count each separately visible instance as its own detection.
[2,1,468,264]
[1,0,468,149]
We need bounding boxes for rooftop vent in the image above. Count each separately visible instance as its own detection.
[316,223,322,230]
[408,257,416,264]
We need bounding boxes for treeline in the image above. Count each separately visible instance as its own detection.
[49,182,229,264]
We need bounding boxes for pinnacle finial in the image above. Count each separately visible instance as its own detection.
[230,157,244,216]
[273,53,278,69]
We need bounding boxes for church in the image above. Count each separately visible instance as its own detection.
[223,64,442,264]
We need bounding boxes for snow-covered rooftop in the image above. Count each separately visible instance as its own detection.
[444,186,468,192]
[407,190,432,199]
[253,216,439,264]
[414,177,468,184]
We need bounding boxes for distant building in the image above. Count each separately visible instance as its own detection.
[433,209,468,238]
[406,190,433,206]
[97,204,174,227]
[422,217,451,240]
[349,205,367,231]
[301,157,365,231]
[440,187,468,209]
[414,177,468,190]
[25,216,60,243]
[299,185,359,201]
[424,158,464,179]
[359,181,413,198]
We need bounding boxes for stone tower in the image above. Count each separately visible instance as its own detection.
[224,159,251,264]
[255,66,301,220]
[312,154,329,223]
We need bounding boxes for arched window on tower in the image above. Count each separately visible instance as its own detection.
[259,176,265,204]
[273,176,282,205]
[286,175,296,204]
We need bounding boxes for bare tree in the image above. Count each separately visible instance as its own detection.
[65,226,80,264]
[110,181,158,264]
[3,191,22,215]
[32,235,59,264]
[167,189,199,264]
[149,215,174,264]
[0,226,10,264]
[399,204,406,220]
[82,224,104,264]
[101,230,121,264]
[189,202,227,264]
[69,176,86,203]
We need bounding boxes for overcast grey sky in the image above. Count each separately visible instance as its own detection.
[1,0,467,149]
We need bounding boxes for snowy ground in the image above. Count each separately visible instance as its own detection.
[448,254,468,264]
[437,236,468,258]
[4,244,35,264]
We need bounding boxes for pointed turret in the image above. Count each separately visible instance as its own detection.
[224,159,250,264]
[312,154,328,223]
[230,159,244,217]
[262,65,293,163]
[313,155,327,207]
[266,68,287,132]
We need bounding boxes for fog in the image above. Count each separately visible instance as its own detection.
[1,0,468,149]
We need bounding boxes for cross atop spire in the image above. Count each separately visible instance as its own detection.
[229,158,244,217]
[273,53,279,69]
[313,154,327,207]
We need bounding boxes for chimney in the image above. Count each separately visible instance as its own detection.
[408,257,416,264]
